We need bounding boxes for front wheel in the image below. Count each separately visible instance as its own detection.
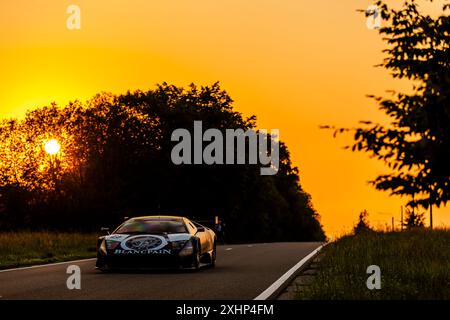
[192,250,201,271]
[96,254,105,268]
[96,255,111,272]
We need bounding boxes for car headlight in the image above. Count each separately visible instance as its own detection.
[106,240,120,250]
[179,240,194,257]
[172,240,188,250]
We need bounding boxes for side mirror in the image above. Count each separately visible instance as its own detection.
[100,227,110,235]
[196,227,205,233]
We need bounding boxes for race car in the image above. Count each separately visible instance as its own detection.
[96,215,217,271]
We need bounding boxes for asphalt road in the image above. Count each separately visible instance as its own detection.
[0,242,322,300]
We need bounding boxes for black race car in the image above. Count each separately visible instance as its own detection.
[96,215,217,271]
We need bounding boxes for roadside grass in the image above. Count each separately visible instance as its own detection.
[0,231,98,270]
[298,229,450,300]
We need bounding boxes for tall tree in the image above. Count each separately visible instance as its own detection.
[354,210,373,234]
[329,0,450,228]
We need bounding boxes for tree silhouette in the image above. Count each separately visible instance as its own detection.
[354,210,373,234]
[326,1,450,228]
[0,83,325,242]
[404,207,425,229]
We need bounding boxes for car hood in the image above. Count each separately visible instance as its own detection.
[104,233,192,252]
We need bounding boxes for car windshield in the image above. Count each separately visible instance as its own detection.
[115,219,188,234]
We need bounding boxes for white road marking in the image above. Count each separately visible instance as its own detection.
[225,248,233,251]
[247,245,253,247]
[254,243,327,300]
[0,258,96,273]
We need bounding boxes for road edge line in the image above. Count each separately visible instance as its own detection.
[253,243,328,300]
[0,258,97,273]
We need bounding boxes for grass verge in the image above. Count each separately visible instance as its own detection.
[298,229,450,300]
[0,231,98,270]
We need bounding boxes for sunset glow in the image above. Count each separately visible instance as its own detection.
[44,139,61,156]
[1,0,448,237]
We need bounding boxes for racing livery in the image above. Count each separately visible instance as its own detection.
[96,216,217,270]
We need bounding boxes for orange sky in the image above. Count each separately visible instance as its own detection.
[1,0,449,237]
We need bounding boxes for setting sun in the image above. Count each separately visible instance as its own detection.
[44,139,61,156]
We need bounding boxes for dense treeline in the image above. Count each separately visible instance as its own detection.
[0,83,325,242]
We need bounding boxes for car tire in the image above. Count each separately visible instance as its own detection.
[210,242,217,268]
[96,264,111,272]
[96,258,109,272]
[96,255,105,268]
[193,249,201,271]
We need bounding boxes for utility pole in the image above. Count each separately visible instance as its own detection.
[429,191,434,230]
[430,203,433,230]
[400,206,403,231]
[391,217,394,232]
